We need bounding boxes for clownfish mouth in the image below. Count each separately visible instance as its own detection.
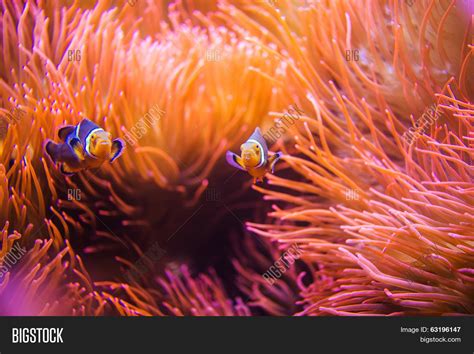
[91,141,112,159]
[243,153,259,168]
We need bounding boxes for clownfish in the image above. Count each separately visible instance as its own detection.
[45,118,124,175]
[226,127,282,183]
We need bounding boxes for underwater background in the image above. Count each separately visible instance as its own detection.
[0,0,473,316]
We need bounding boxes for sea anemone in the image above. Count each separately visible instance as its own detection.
[243,0,474,315]
[0,0,288,315]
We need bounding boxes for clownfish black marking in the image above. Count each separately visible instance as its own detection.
[45,118,124,175]
[226,127,282,183]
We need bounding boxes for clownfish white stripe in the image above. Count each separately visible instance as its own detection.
[85,128,103,157]
[74,122,80,139]
[247,139,265,167]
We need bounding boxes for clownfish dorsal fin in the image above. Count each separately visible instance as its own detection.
[80,118,96,127]
[247,127,268,167]
[247,128,266,146]
[58,125,75,141]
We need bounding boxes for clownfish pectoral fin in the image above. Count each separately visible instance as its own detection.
[60,163,76,176]
[58,125,76,141]
[110,139,124,162]
[226,151,246,171]
[45,140,59,163]
[70,138,85,161]
[268,152,282,173]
